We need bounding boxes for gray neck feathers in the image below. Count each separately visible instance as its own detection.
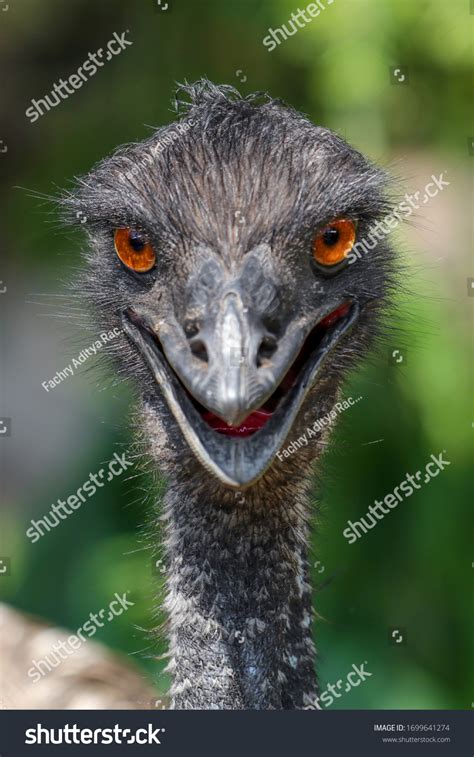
[160,475,319,709]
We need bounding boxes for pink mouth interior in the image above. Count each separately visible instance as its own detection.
[201,408,272,437]
[201,302,351,438]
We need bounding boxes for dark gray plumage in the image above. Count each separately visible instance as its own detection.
[62,80,396,709]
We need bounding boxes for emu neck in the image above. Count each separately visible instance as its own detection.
[162,477,318,709]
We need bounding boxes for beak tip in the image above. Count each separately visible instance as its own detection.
[221,411,247,428]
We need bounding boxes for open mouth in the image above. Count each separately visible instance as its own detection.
[197,302,353,438]
[122,301,358,487]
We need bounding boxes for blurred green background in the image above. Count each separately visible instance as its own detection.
[0,0,472,708]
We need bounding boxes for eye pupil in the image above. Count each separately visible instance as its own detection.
[129,231,146,252]
[323,227,339,246]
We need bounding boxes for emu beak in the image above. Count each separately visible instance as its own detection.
[193,290,269,427]
[122,296,358,488]
[160,287,310,428]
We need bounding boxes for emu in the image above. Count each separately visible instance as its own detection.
[62,80,395,710]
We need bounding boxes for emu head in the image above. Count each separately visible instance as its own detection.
[64,81,395,490]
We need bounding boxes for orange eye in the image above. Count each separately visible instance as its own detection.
[313,219,356,267]
[114,228,156,273]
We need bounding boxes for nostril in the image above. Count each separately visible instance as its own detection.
[257,335,278,367]
[190,338,208,363]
